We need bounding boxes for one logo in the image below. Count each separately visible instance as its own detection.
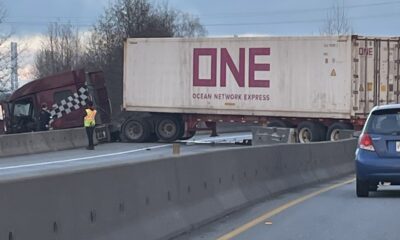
[193,48,271,88]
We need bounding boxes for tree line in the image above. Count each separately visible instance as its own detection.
[33,0,207,114]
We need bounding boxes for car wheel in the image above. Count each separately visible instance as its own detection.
[356,178,369,197]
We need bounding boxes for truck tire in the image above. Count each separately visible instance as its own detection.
[297,121,326,143]
[326,122,353,141]
[121,118,151,142]
[267,119,294,128]
[155,116,182,142]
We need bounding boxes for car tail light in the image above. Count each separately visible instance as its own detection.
[359,133,375,151]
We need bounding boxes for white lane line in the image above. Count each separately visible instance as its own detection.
[0,144,171,171]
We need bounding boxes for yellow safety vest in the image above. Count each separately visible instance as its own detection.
[84,109,97,127]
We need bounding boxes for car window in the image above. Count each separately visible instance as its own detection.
[365,109,400,135]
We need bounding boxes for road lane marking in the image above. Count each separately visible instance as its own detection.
[0,144,170,171]
[217,178,355,240]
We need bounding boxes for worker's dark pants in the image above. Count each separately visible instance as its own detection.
[85,126,95,149]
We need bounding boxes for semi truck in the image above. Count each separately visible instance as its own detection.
[119,35,400,143]
[0,70,111,140]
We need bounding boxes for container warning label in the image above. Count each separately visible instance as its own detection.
[331,69,336,76]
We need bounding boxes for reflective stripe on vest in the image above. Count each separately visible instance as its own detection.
[84,109,97,127]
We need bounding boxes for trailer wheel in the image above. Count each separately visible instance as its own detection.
[121,118,151,142]
[267,119,294,128]
[297,121,326,143]
[155,116,182,142]
[326,122,354,141]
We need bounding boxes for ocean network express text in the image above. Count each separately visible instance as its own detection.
[192,47,271,102]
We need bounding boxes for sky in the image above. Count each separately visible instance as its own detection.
[2,0,400,81]
[4,0,400,37]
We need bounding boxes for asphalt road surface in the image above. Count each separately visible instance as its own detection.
[173,176,400,240]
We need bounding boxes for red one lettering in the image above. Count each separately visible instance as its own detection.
[193,48,217,87]
[221,48,245,87]
[249,48,270,88]
[193,47,271,88]
[359,47,373,56]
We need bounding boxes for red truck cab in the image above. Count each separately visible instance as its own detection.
[0,69,111,139]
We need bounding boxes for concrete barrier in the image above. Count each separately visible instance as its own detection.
[0,128,96,158]
[0,139,357,240]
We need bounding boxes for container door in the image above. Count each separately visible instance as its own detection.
[353,37,400,118]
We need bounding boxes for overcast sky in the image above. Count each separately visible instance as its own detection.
[4,0,400,37]
[3,0,400,82]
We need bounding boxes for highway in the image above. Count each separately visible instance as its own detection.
[173,176,400,240]
[0,132,251,181]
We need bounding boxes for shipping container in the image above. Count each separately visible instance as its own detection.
[121,36,400,143]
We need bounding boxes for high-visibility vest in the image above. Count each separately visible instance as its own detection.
[84,109,97,127]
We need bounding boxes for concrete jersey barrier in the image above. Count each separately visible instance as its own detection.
[0,128,97,158]
[0,139,357,240]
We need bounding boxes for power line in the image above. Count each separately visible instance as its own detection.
[197,0,400,18]
[203,11,400,27]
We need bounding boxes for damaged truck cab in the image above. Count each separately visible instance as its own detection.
[0,69,111,140]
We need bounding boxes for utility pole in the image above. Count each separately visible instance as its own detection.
[10,42,18,91]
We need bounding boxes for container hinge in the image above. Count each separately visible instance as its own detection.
[395,76,400,80]
[353,91,359,94]
[353,107,359,111]
[353,42,359,47]
[353,58,359,63]
[395,60,400,64]
[353,74,359,78]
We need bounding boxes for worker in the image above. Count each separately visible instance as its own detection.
[84,100,97,150]
[38,103,51,131]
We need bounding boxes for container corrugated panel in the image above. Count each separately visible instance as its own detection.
[123,36,400,120]
[352,36,400,117]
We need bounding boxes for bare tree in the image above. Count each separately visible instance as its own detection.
[34,22,85,78]
[174,12,207,38]
[320,0,353,36]
[85,0,207,116]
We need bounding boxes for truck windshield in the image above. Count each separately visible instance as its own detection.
[14,101,32,117]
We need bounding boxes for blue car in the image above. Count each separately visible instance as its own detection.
[356,104,400,197]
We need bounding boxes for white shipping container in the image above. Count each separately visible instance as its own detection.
[123,36,400,120]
